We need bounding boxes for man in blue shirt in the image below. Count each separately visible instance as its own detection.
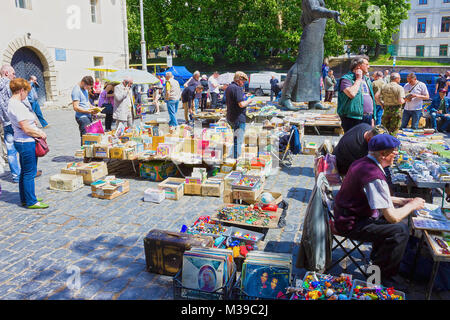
[225,71,253,159]
[72,76,95,145]
[27,76,48,128]
[429,88,450,132]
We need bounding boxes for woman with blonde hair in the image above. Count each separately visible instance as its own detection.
[7,78,49,209]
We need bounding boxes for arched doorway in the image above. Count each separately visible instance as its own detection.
[11,47,47,105]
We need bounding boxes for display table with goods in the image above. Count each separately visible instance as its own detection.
[392,131,450,205]
[409,203,450,300]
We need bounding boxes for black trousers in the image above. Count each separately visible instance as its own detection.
[210,92,219,108]
[200,93,208,111]
[343,217,409,279]
[105,114,114,131]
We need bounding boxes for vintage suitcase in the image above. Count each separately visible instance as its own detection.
[143,229,213,276]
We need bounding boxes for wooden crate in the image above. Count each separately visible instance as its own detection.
[158,177,185,200]
[184,183,202,196]
[201,180,224,197]
[91,180,130,200]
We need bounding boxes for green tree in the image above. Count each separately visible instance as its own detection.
[126,0,410,64]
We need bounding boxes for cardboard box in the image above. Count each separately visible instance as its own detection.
[94,145,110,158]
[303,141,319,155]
[232,184,264,202]
[49,174,84,192]
[76,162,108,185]
[82,134,102,146]
[184,183,202,196]
[109,146,126,160]
[183,138,198,154]
[245,191,283,205]
[61,162,88,175]
[201,180,224,197]
[143,188,165,203]
[152,136,165,151]
[223,188,233,203]
[158,177,185,200]
[83,145,94,158]
[91,179,130,200]
[243,146,258,155]
[220,159,236,174]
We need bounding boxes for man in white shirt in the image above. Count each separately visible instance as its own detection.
[400,73,429,130]
[208,71,220,108]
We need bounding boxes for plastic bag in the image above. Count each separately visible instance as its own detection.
[315,154,341,186]
[85,120,104,134]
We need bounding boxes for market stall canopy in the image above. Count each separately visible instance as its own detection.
[105,68,159,84]
[218,72,234,85]
[156,66,193,86]
[86,65,120,72]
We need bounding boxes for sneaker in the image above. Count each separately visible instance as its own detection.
[27,202,49,209]
[36,170,43,178]
[22,198,43,207]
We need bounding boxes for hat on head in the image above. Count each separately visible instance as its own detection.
[368,134,400,152]
[439,88,448,93]
[234,71,248,82]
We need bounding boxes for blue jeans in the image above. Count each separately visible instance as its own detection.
[194,98,200,113]
[431,112,450,131]
[14,141,37,206]
[230,121,246,159]
[31,100,48,128]
[166,100,179,127]
[401,110,422,129]
[75,115,92,145]
[375,105,383,126]
[4,125,20,181]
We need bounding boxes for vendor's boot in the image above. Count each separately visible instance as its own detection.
[279,98,298,111]
[308,101,329,110]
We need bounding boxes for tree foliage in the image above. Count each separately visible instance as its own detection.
[126,0,410,64]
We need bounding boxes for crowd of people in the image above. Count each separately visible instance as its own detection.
[336,56,449,135]
[0,65,48,209]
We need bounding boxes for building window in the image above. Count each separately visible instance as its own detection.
[442,17,450,32]
[419,0,427,4]
[417,18,426,33]
[93,57,104,80]
[15,0,32,9]
[416,45,425,57]
[440,45,448,57]
[90,0,101,23]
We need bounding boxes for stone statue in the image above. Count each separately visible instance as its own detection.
[280,0,345,110]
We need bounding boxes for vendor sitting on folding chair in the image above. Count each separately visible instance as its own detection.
[333,134,425,289]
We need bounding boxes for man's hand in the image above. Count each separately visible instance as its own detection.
[411,197,426,211]
[354,69,363,80]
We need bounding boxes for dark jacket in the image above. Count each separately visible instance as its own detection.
[429,96,450,114]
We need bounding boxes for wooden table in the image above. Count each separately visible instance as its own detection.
[410,228,450,300]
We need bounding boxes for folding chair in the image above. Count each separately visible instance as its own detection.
[270,126,295,168]
[319,182,370,278]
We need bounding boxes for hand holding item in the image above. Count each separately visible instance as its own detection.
[411,197,425,211]
[354,69,363,80]
[39,130,47,140]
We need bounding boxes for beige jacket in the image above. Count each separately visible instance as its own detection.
[165,78,181,101]
[113,83,133,121]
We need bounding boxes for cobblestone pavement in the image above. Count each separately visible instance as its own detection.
[0,105,448,300]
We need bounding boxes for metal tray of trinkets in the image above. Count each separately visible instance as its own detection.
[231,175,262,191]
[211,204,283,229]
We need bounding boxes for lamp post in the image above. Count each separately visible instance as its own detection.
[139,0,147,71]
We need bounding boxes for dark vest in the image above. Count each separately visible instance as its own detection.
[334,156,387,234]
